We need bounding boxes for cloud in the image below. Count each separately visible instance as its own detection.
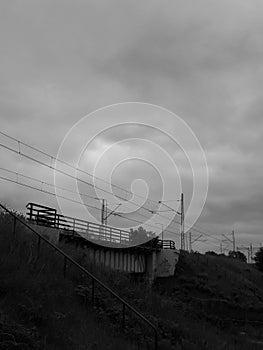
[0,0,263,251]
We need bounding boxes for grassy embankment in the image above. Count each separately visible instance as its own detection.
[0,210,142,350]
[1,208,263,349]
[86,248,263,349]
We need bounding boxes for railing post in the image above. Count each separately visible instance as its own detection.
[154,330,158,350]
[54,209,57,227]
[73,218,75,232]
[63,256,67,278]
[29,203,33,221]
[56,214,60,229]
[122,303,125,329]
[91,279,95,305]
[37,236,41,258]
[13,217,17,238]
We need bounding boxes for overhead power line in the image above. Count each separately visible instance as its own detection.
[0,174,102,213]
[0,131,225,245]
[0,132,187,239]
[0,171,225,249]
[0,167,100,201]
[0,131,169,211]
[0,172,181,235]
[0,166,180,236]
[0,134,177,223]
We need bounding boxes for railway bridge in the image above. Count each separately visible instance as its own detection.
[26,202,180,281]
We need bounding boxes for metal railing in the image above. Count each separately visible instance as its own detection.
[26,202,131,245]
[26,203,176,251]
[0,203,158,349]
[158,240,176,250]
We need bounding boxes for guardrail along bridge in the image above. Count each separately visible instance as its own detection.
[26,202,180,281]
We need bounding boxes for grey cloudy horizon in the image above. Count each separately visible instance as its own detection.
[0,0,263,252]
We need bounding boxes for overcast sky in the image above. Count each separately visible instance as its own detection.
[0,0,263,252]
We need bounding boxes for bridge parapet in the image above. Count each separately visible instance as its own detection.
[26,202,130,246]
[26,202,180,281]
[26,202,176,251]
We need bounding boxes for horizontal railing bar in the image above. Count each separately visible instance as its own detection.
[63,226,129,237]
[28,218,130,240]
[27,202,131,235]
[34,214,56,220]
[28,205,175,253]
[26,202,57,211]
[32,211,56,215]
[33,216,130,238]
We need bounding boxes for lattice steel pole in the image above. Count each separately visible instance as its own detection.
[180,193,185,250]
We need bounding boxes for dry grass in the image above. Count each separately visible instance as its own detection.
[2,207,263,350]
[0,210,140,350]
[62,241,263,349]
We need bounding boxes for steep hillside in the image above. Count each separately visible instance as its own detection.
[154,251,263,349]
[0,211,140,350]
[60,242,263,349]
[1,208,263,350]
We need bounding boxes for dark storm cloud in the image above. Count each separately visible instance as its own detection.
[0,0,263,250]
[206,195,263,226]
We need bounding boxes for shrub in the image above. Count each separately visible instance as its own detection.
[254,248,263,272]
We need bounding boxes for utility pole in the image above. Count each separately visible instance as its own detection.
[101,199,105,225]
[249,243,262,263]
[101,199,122,225]
[103,203,122,224]
[155,223,164,241]
[222,230,236,252]
[250,244,262,263]
[180,193,185,251]
[158,193,185,250]
[189,231,192,252]
[236,245,261,264]
[237,246,250,263]
[232,230,236,252]
[104,201,108,225]
[185,233,188,251]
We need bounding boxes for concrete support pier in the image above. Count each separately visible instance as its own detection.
[28,222,180,281]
